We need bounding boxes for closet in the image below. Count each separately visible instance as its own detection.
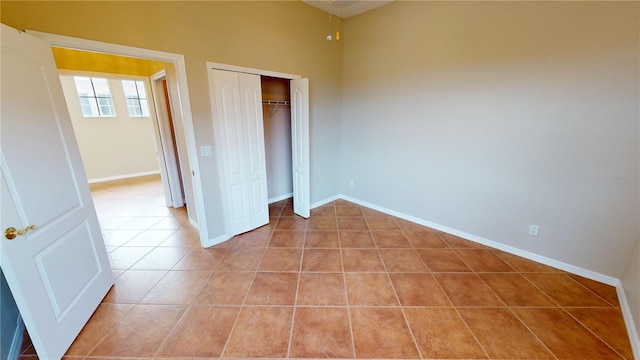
[209,67,309,238]
[261,76,293,204]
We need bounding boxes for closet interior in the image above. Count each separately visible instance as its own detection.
[261,76,293,206]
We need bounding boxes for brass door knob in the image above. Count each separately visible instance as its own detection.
[4,225,36,240]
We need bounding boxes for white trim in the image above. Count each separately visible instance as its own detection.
[27,30,209,245]
[617,284,640,359]
[148,69,173,207]
[269,192,293,204]
[8,316,24,360]
[149,69,185,208]
[87,171,160,184]
[311,195,339,209]
[207,61,301,80]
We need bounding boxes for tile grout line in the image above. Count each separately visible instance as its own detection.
[285,212,308,358]
[335,204,358,359]
[422,232,493,360]
[562,307,630,359]
[217,215,276,358]
[506,307,560,360]
[364,211,423,360]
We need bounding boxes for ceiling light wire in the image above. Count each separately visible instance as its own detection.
[327,0,333,41]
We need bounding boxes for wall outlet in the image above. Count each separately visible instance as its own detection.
[348,179,354,188]
[529,225,539,236]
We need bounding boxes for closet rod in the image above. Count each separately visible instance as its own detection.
[262,100,290,105]
[262,100,290,120]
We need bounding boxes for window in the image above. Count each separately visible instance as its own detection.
[122,80,150,117]
[73,77,116,117]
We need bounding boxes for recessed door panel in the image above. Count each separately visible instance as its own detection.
[34,221,101,318]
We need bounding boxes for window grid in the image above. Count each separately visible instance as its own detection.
[74,77,116,117]
[122,80,150,117]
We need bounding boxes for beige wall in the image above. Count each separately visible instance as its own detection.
[341,2,639,278]
[59,74,160,181]
[1,1,344,240]
[622,236,640,350]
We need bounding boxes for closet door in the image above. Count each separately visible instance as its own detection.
[290,78,310,218]
[239,73,269,229]
[211,69,268,236]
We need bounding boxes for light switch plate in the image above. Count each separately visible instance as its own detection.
[200,145,212,157]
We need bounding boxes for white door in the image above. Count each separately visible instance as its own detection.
[239,73,269,229]
[150,70,184,208]
[290,78,311,218]
[210,69,268,236]
[0,24,113,360]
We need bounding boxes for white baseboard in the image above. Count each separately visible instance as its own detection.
[88,170,161,184]
[8,316,24,360]
[269,193,293,204]
[339,194,621,285]
[616,283,640,359]
[188,217,199,230]
[311,194,340,209]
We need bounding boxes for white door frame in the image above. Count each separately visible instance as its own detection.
[206,62,310,242]
[150,70,185,208]
[28,30,209,244]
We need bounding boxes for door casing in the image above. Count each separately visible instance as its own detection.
[150,70,185,208]
[27,30,209,244]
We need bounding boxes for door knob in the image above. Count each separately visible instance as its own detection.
[4,225,36,240]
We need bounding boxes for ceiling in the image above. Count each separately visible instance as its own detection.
[302,0,393,18]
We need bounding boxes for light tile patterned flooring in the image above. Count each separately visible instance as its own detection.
[20,175,634,359]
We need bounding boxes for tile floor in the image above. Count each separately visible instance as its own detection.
[20,175,634,359]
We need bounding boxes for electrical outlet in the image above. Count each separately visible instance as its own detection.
[529,225,539,236]
[348,179,354,188]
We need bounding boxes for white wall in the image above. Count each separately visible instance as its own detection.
[262,77,293,202]
[341,2,639,278]
[59,74,160,181]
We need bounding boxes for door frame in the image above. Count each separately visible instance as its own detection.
[150,69,185,208]
[28,30,210,243]
[206,62,310,242]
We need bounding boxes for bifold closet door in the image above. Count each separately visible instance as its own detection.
[211,69,268,236]
[290,78,310,218]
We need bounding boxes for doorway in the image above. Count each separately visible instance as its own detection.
[28,30,210,244]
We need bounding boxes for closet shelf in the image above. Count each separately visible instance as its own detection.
[262,100,290,120]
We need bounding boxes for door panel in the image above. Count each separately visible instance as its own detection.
[34,221,100,317]
[211,70,250,234]
[1,24,113,359]
[290,78,311,218]
[2,51,80,225]
[239,73,268,229]
[211,70,268,236]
